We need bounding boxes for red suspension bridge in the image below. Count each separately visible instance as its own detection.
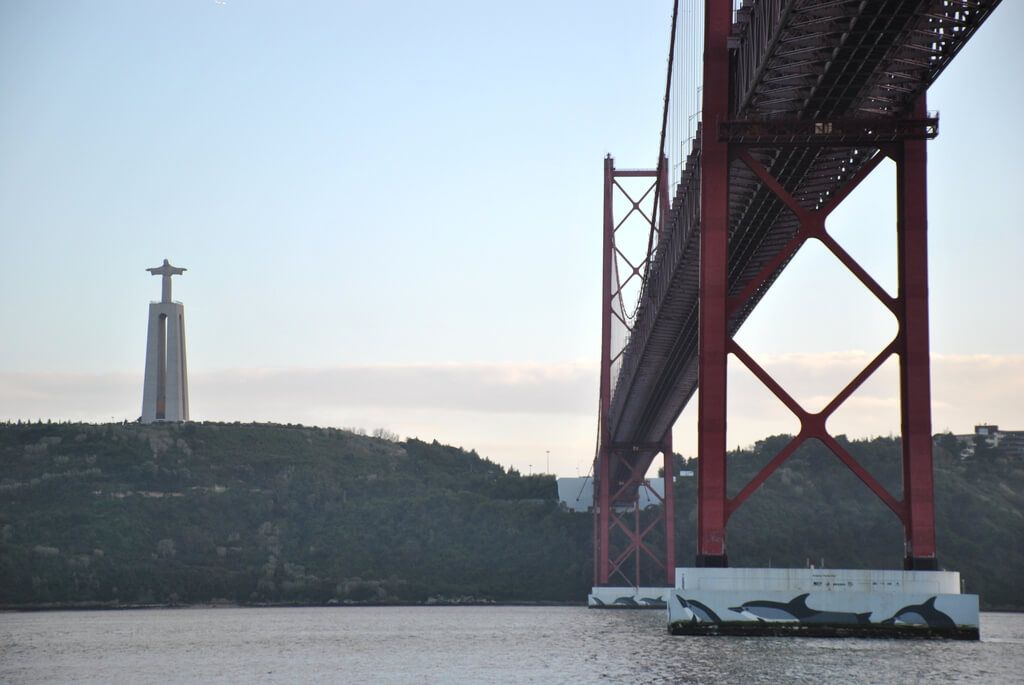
[593,0,1003,590]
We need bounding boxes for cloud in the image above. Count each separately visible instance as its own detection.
[0,363,599,474]
[931,353,1024,431]
[0,362,597,420]
[1,353,1020,473]
[195,362,596,416]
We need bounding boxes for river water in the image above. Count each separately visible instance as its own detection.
[1,607,1021,684]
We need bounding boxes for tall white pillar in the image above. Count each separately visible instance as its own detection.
[141,260,189,423]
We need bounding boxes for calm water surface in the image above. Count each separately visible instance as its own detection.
[1,607,1021,684]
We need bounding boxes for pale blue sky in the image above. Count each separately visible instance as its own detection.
[0,1,1020,472]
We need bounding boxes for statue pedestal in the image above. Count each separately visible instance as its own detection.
[141,300,189,423]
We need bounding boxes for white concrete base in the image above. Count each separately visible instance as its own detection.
[668,568,979,639]
[589,586,670,609]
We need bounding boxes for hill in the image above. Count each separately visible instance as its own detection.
[0,422,1020,609]
[0,422,588,607]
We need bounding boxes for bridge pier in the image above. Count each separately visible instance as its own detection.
[896,95,938,570]
[694,0,733,570]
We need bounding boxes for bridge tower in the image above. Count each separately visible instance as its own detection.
[695,0,940,570]
[594,0,1000,636]
[593,156,677,592]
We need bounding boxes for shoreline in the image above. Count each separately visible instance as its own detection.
[0,599,587,612]
[3,602,1021,614]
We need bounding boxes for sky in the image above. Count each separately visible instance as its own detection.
[0,1,1021,476]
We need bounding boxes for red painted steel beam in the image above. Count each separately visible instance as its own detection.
[609,514,663,568]
[726,339,906,520]
[613,169,659,177]
[705,97,940,567]
[728,149,890,319]
[596,445,611,585]
[897,95,938,570]
[611,178,658,229]
[695,0,732,568]
[596,156,614,586]
[662,432,676,585]
[711,98,940,554]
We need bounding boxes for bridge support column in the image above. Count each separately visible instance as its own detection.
[595,156,615,586]
[595,444,611,584]
[662,432,676,584]
[897,95,938,570]
[593,155,676,590]
[695,0,732,568]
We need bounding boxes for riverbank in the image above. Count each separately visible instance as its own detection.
[3,422,1022,611]
[1,598,584,612]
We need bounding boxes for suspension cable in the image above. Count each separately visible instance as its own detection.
[647,0,681,261]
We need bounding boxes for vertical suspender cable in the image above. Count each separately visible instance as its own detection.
[647,0,680,263]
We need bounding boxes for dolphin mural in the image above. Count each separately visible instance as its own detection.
[882,597,955,629]
[639,596,667,607]
[729,594,872,625]
[675,595,723,623]
[613,596,640,607]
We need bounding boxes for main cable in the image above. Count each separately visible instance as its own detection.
[647,0,681,262]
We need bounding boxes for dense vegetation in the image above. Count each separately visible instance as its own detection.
[0,423,1020,609]
[0,422,587,607]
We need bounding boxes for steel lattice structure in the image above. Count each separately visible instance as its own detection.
[594,0,1002,588]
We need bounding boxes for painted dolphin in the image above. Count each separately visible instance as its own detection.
[639,596,666,607]
[882,597,955,628]
[729,594,872,624]
[674,595,696,622]
[613,596,640,607]
[675,595,723,623]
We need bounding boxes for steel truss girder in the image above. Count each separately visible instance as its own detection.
[732,0,1003,119]
[719,115,939,146]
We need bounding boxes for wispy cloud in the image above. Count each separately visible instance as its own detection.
[196,362,596,416]
[1,353,1019,473]
[0,362,596,419]
[0,363,599,474]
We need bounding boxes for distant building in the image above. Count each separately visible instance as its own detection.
[952,425,1024,459]
[557,476,690,513]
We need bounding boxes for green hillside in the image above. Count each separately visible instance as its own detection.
[0,422,1020,609]
[0,422,588,607]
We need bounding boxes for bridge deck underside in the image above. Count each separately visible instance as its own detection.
[607,0,1000,478]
